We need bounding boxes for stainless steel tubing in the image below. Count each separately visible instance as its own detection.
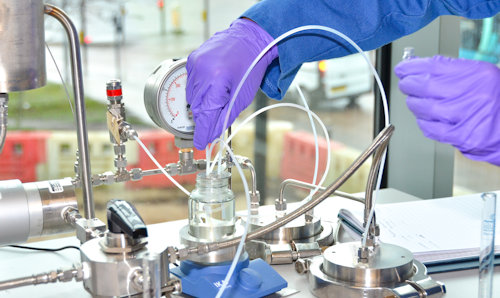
[44,4,95,219]
[0,276,37,291]
[141,168,165,177]
[278,179,365,204]
[186,125,395,255]
[0,264,83,291]
[0,93,7,153]
[363,144,387,236]
[242,158,258,195]
[0,0,46,92]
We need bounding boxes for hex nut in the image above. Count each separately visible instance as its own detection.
[274,198,287,211]
[295,258,311,275]
[74,264,84,281]
[167,247,178,263]
[59,269,74,282]
[358,247,370,263]
[114,159,127,168]
[264,246,272,264]
[130,168,142,181]
[113,144,126,155]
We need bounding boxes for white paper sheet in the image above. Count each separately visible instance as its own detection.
[345,192,500,263]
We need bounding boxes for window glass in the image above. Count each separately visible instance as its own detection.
[10,1,376,241]
[268,53,375,204]
[454,15,500,195]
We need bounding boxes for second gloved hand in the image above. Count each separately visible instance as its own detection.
[395,55,500,165]
[186,18,278,150]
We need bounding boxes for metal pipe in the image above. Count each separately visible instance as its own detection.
[0,264,83,291]
[0,276,39,291]
[241,158,260,215]
[278,179,364,204]
[242,159,258,195]
[363,144,387,235]
[141,168,164,177]
[162,280,182,296]
[92,157,207,187]
[185,125,395,256]
[0,93,7,153]
[44,4,95,219]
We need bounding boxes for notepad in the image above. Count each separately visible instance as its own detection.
[338,192,500,264]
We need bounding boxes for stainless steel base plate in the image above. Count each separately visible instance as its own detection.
[179,222,245,264]
[246,212,334,246]
[309,242,446,297]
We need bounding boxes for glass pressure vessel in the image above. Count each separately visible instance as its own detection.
[188,172,235,241]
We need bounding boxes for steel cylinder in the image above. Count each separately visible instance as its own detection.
[0,179,77,245]
[0,0,46,92]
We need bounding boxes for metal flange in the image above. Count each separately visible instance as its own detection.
[308,242,446,297]
[179,222,246,265]
[246,209,334,246]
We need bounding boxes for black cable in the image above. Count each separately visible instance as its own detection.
[7,244,80,252]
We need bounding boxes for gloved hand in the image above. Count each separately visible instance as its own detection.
[395,55,500,165]
[186,18,278,150]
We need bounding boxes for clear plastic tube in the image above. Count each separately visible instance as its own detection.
[203,25,391,297]
[211,25,389,246]
[46,43,74,117]
[214,139,251,298]
[295,84,320,194]
[141,27,402,297]
[206,138,223,175]
[134,135,191,196]
[206,146,211,176]
[209,103,331,203]
[218,25,389,159]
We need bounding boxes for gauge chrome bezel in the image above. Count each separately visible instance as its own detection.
[144,58,194,140]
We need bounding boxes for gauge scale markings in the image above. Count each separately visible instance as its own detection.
[160,68,193,132]
[145,59,195,139]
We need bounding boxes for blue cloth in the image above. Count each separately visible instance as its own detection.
[242,0,500,100]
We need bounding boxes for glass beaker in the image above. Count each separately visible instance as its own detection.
[188,171,235,241]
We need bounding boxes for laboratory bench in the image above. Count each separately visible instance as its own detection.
[0,188,498,297]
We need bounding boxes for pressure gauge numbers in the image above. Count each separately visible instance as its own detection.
[144,59,195,139]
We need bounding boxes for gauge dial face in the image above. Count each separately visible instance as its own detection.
[158,64,195,135]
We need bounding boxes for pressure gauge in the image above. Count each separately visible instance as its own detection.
[144,58,195,140]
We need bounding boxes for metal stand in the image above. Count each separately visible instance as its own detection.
[44,4,95,219]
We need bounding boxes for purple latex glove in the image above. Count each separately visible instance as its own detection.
[186,18,278,150]
[395,55,500,166]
